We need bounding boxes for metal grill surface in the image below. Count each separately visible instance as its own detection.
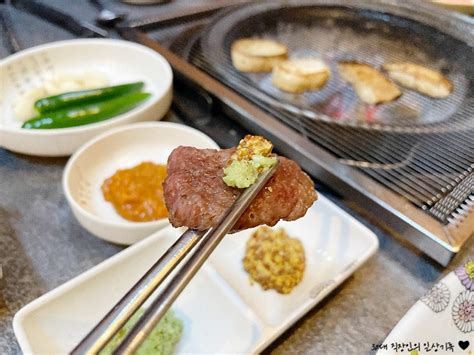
[145,0,473,226]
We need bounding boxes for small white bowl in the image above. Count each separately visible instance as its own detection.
[0,39,173,156]
[63,122,219,245]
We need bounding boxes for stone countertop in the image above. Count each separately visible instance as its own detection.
[0,1,472,354]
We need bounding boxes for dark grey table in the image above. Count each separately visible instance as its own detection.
[0,1,472,354]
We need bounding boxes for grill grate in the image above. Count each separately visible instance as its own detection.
[201,1,474,134]
[432,173,473,224]
[145,2,473,225]
[186,47,473,223]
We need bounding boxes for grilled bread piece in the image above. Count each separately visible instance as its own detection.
[163,147,317,231]
[383,62,453,98]
[338,61,402,104]
[231,38,288,72]
[272,58,330,93]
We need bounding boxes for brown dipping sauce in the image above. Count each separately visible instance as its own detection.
[102,162,168,222]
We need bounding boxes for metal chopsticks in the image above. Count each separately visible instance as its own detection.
[71,229,205,355]
[71,160,279,355]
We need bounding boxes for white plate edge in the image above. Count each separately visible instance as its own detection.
[12,226,180,354]
[13,194,380,354]
[251,194,380,353]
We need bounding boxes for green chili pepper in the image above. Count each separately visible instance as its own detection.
[34,82,145,113]
[23,92,151,129]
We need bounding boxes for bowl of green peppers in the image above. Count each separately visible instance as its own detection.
[0,39,173,156]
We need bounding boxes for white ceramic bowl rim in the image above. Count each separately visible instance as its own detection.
[0,39,173,136]
[62,121,220,229]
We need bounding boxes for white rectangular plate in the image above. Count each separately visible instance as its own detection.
[13,194,378,354]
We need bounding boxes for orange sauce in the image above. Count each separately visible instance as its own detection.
[102,162,168,222]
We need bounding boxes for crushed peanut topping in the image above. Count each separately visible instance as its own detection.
[243,226,306,294]
[223,135,277,189]
[232,135,273,161]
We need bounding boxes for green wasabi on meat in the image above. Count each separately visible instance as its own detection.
[223,155,277,188]
[223,135,277,189]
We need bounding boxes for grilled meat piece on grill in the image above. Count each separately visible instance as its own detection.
[338,61,402,104]
[163,146,317,231]
[272,58,331,93]
[231,38,288,72]
[383,62,453,98]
